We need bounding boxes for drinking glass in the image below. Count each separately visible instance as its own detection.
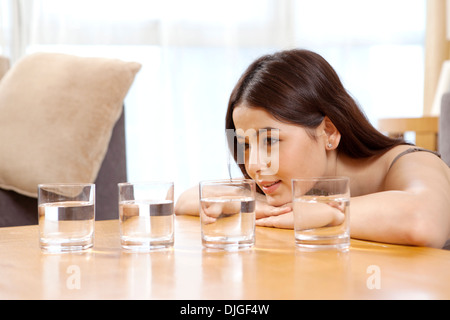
[292,177,350,250]
[38,183,95,253]
[199,179,256,250]
[118,182,174,251]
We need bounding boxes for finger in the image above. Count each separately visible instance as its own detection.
[327,201,345,213]
[202,203,223,219]
[200,211,216,225]
[330,209,345,226]
[294,202,345,229]
[325,202,346,226]
[256,212,294,229]
[256,203,292,219]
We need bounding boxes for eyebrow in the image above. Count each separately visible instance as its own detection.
[235,127,280,139]
[261,127,279,131]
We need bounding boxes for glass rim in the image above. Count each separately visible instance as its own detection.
[38,182,95,188]
[118,181,174,187]
[291,176,350,183]
[199,178,255,186]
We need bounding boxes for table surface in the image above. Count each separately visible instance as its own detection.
[0,216,449,300]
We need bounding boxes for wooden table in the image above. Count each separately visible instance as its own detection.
[0,216,449,300]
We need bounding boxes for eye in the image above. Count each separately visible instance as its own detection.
[236,141,250,151]
[264,137,279,146]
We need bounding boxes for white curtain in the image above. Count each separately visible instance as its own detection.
[0,0,426,199]
[0,0,28,63]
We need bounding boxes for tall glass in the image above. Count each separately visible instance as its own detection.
[292,177,350,250]
[38,183,95,253]
[118,182,174,251]
[199,179,256,250]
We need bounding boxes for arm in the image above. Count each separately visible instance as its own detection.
[256,153,450,248]
[351,154,450,248]
[175,185,200,216]
[175,184,291,217]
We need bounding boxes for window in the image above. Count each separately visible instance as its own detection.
[1,0,426,198]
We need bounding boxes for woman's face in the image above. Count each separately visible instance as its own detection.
[232,105,331,206]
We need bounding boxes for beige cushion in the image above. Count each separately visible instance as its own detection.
[0,52,141,197]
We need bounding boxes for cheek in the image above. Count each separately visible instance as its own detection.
[278,141,326,179]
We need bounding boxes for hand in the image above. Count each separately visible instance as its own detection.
[254,191,292,218]
[201,195,293,227]
[255,200,292,219]
[255,200,345,230]
[255,199,293,229]
[293,201,345,230]
[256,211,294,229]
[200,198,241,224]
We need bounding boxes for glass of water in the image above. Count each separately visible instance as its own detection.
[38,183,95,253]
[118,182,174,251]
[292,177,350,251]
[199,179,256,250]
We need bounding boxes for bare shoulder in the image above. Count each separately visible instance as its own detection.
[382,145,450,191]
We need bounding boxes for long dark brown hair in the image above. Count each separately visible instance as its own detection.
[225,49,406,180]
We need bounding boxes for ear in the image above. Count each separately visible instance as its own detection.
[321,116,341,150]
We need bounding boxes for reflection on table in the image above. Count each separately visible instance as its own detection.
[0,216,449,299]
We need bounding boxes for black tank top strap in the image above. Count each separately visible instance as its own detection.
[389,147,441,170]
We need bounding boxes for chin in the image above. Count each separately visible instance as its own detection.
[266,194,289,207]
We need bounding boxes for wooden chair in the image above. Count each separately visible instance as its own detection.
[378,116,439,151]
[378,92,450,167]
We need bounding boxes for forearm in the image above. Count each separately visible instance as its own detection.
[350,190,450,248]
[175,185,200,216]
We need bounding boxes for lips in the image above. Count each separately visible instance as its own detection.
[259,180,281,194]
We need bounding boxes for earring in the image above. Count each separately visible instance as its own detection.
[327,143,333,148]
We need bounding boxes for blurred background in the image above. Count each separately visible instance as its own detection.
[0,0,431,198]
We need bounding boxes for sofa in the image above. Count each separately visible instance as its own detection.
[0,53,140,227]
[0,110,127,226]
[439,92,450,166]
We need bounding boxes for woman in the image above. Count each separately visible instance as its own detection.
[176,49,450,249]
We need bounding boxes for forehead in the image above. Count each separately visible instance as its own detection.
[232,105,282,130]
[232,104,316,141]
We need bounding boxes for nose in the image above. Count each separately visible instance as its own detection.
[246,141,279,178]
[246,144,269,177]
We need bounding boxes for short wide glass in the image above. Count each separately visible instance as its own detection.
[38,183,95,253]
[118,182,174,251]
[199,179,256,250]
[292,177,350,250]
